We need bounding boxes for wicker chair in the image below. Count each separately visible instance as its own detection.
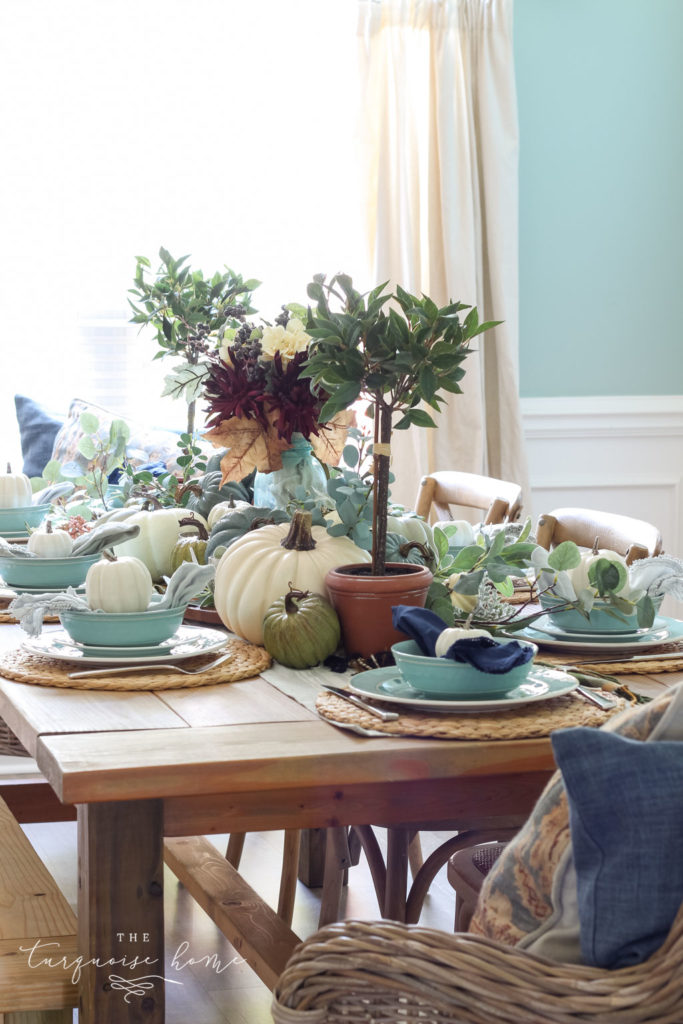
[271,906,683,1023]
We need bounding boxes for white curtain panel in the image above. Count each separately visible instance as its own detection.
[357,0,529,513]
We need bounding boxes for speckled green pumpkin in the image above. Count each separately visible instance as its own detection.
[262,588,341,669]
[384,531,434,566]
[169,518,209,572]
[206,506,290,560]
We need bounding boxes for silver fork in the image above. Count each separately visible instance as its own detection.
[68,650,233,680]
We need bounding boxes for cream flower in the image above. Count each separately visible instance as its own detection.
[260,317,311,363]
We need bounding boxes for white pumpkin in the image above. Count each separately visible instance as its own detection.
[0,464,32,509]
[568,547,630,599]
[27,520,74,557]
[111,509,182,581]
[433,519,477,549]
[214,510,371,645]
[435,626,492,658]
[207,499,251,532]
[386,512,435,554]
[85,555,154,612]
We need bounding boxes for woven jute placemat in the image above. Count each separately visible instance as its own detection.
[0,637,271,691]
[539,644,683,675]
[315,689,626,740]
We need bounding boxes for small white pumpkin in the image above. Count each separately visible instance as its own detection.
[27,520,74,557]
[85,554,154,613]
[435,626,492,658]
[214,510,371,645]
[569,545,630,599]
[112,508,182,581]
[0,463,32,509]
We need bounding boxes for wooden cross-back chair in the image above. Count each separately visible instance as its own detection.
[536,506,663,564]
[415,471,523,526]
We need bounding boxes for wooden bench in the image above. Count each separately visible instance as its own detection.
[0,796,77,1023]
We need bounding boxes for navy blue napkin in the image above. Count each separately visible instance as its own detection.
[392,605,534,675]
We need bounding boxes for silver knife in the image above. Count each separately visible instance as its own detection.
[321,683,399,721]
[562,651,683,668]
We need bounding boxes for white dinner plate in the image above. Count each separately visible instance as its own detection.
[508,615,683,653]
[22,626,228,665]
[348,665,578,713]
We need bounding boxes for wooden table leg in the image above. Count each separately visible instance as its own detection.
[384,827,409,922]
[78,800,165,1024]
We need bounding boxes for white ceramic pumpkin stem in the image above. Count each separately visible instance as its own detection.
[102,550,117,563]
[592,537,600,554]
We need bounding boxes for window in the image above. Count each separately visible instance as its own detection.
[1,0,366,461]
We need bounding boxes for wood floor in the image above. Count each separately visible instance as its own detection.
[22,821,458,1024]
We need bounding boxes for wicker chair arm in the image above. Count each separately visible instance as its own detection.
[272,909,683,1024]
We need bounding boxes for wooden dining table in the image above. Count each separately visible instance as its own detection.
[0,621,677,1024]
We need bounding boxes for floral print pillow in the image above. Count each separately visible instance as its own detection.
[469,688,680,945]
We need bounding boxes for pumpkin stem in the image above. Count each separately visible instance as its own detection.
[46,519,53,534]
[284,584,310,614]
[6,462,11,473]
[280,510,316,551]
[141,497,164,511]
[103,550,118,563]
[592,537,600,555]
[398,539,432,562]
[174,482,203,503]
[178,516,209,541]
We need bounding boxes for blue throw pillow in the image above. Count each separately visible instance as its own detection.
[551,727,683,969]
[14,394,65,477]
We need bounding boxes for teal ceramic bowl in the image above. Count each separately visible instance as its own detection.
[0,503,51,535]
[538,594,661,634]
[59,605,187,647]
[391,638,538,697]
[0,553,102,590]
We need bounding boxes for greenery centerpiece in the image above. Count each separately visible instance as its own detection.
[128,247,260,436]
[304,273,500,576]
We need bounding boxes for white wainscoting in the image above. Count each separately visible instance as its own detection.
[521,395,683,617]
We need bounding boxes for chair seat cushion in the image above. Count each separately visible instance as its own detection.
[551,727,683,968]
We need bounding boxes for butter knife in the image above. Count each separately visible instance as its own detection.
[321,684,399,721]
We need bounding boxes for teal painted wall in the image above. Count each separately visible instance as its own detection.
[515,0,683,397]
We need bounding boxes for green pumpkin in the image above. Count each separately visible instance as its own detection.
[169,518,209,572]
[384,531,434,567]
[185,469,255,520]
[206,506,290,559]
[263,587,341,669]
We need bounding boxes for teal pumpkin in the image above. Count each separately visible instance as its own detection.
[185,469,255,520]
[206,506,290,559]
[384,531,434,567]
[262,587,341,669]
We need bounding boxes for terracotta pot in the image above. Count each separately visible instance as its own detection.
[324,562,433,659]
